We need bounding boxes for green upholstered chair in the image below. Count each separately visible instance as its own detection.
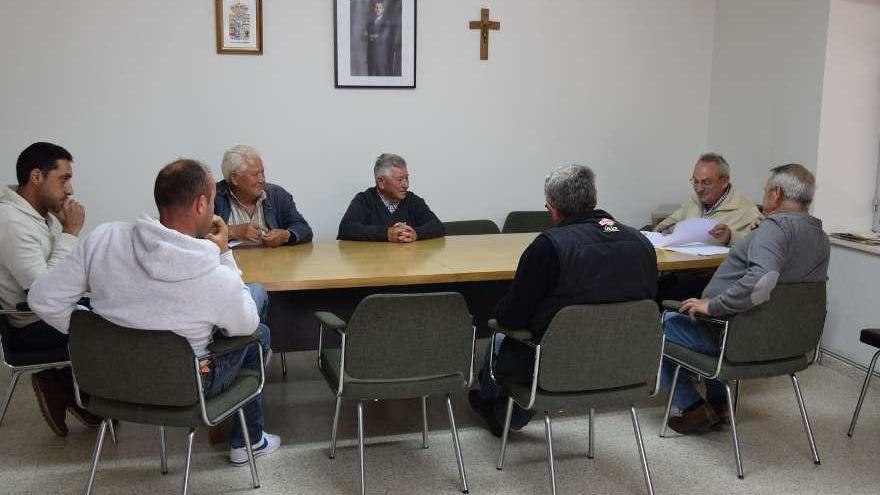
[847,328,880,437]
[659,282,827,479]
[489,300,663,495]
[0,308,70,426]
[67,310,265,495]
[443,219,500,236]
[501,211,554,233]
[316,292,476,495]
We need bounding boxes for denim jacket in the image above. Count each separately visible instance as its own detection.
[215,181,313,244]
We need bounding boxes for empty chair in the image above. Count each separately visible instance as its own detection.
[443,219,500,236]
[501,211,554,233]
[847,328,880,437]
[660,282,826,479]
[316,292,475,495]
[491,300,663,495]
[0,306,70,427]
[67,310,265,495]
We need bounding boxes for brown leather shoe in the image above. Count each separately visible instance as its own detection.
[31,370,69,437]
[668,401,719,435]
[710,399,730,425]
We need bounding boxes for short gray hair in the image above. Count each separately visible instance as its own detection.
[544,164,597,216]
[698,152,730,178]
[373,153,407,178]
[768,163,815,206]
[221,145,261,181]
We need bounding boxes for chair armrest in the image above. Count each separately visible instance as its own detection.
[315,311,347,331]
[206,331,261,357]
[0,309,33,316]
[661,300,682,312]
[662,300,731,323]
[488,319,535,341]
[15,302,31,312]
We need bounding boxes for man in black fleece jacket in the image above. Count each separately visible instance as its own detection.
[337,153,444,242]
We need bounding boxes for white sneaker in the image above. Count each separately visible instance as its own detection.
[229,432,281,466]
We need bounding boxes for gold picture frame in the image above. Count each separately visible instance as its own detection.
[215,0,263,55]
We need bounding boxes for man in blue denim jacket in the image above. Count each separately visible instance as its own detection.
[214,145,312,247]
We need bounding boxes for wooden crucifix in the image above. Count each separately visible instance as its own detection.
[469,8,501,60]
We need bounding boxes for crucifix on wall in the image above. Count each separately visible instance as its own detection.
[469,8,501,60]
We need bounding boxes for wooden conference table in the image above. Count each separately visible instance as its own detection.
[233,233,726,351]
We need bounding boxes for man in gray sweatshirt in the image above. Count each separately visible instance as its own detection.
[660,163,829,434]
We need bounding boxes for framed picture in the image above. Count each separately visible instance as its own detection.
[334,0,416,88]
[215,0,263,55]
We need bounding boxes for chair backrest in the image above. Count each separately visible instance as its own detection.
[502,211,554,233]
[537,300,662,393]
[343,293,473,382]
[724,282,826,363]
[68,310,200,407]
[443,219,500,236]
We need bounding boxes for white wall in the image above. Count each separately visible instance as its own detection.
[707,0,830,201]
[823,245,880,366]
[0,0,716,239]
[813,0,880,233]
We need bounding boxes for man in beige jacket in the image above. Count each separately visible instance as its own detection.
[655,153,761,246]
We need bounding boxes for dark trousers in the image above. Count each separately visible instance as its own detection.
[7,319,69,353]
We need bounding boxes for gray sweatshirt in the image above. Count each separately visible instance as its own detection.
[703,211,829,316]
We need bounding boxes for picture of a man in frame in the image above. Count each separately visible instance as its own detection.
[350,0,402,77]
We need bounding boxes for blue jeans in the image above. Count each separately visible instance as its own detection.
[660,312,726,410]
[478,335,536,429]
[202,283,271,449]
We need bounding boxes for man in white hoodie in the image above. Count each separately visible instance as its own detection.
[0,141,98,437]
[28,159,280,465]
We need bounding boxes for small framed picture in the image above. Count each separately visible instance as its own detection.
[334,0,417,89]
[215,0,263,55]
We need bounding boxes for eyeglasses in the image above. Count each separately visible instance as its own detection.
[690,178,716,188]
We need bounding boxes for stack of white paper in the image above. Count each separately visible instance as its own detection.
[640,218,729,256]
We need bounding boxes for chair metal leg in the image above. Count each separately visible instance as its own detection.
[108,419,118,446]
[724,383,744,479]
[280,352,287,376]
[587,408,595,459]
[181,428,195,495]
[660,365,681,438]
[160,426,168,475]
[848,350,880,437]
[630,407,655,495]
[445,395,469,494]
[329,396,343,459]
[0,370,22,426]
[544,412,558,495]
[84,419,109,495]
[239,408,261,488]
[421,396,429,449]
[733,380,740,417]
[496,397,514,471]
[790,374,820,465]
[357,401,366,495]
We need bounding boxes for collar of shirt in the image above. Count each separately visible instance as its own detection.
[378,193,399,214]
[701,185,731,216]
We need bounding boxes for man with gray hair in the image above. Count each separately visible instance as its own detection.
[215,145,312,247]
[655,152,761,246]
[338,153,443,242]
[470,164,658,436]
[660,163,829,435]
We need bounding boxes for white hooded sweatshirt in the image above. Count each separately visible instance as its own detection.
[28,216,259,356]
[0,185,78,327]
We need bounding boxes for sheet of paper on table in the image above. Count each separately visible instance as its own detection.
[640,217,719,247]
[664,244,730,256]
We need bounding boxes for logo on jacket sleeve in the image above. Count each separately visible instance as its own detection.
[599,218,620,232]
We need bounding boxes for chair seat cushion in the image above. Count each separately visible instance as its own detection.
[664,342,809,381]
[3,345,69,367]
[85,370,261,428]
[321,349,467,400]
[860,329,880,349]
[505,380,653,412]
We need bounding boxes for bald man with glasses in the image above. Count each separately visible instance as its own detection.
[654,153,761,246]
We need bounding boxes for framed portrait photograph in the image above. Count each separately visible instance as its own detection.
[334,0,416,88]
[215,0,263,55]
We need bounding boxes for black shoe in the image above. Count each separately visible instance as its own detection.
[468,390,502,437]
[31,370,69,437]
[668,400,719,435]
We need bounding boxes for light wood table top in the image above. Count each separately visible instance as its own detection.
[234,233,727,291]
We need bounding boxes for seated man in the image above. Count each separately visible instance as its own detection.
[0,141,98,436]
[337,153,444,242]
[655,152,761,246]
[660,163,829,434]
[215,145,312,247]
[469,164,658,436]
[28,159,280,465]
